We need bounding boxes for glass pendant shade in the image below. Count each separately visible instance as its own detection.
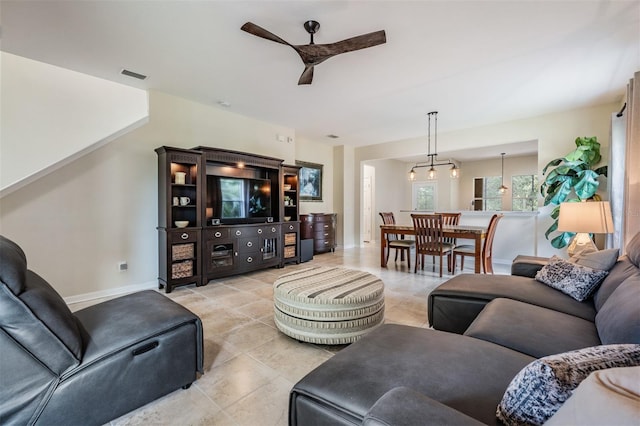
[450,164,459,179]
[427,167,437,180]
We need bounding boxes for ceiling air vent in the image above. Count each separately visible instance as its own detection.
[120,69,147,80]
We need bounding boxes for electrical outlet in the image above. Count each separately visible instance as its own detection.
[118,261,128,272]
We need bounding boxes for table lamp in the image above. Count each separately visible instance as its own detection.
[557,201,614,256]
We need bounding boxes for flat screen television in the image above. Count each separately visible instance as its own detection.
[207,175,272,224]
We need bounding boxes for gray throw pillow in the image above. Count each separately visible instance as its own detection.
[626,231,640,268]
[535,255,608,302]
[496,344,640,426]
[569,248,619,271]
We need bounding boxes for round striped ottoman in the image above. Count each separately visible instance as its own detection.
[273,266,385,344]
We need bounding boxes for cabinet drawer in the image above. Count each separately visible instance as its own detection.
[237,254,259,265]
[314,240,334,251]
[237,237,261,253]
[313,222,333,232]
[282,222,299,233]
[314,215,334,223]
[314,229,333,239]
[204,228,229,241]
[169,230,198,243]
[229,226,278,238]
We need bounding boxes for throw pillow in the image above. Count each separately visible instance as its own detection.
[569,248,619,271]
[535,255,608,301]
[545,366,640,426]
[496,344,640,426]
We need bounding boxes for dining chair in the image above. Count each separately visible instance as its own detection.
[454,213,503,274]
[436,212,461,271]
[379,212,415,270]
[410,214,456,277]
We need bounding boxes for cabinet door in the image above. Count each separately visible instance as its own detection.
[260,225,280,262]
[203,229,235,275]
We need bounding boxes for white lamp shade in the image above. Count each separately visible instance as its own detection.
[557,201,614,234]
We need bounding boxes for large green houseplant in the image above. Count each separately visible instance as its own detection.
[540,136,608,248]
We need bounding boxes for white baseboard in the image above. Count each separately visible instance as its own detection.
[64,280,157,305]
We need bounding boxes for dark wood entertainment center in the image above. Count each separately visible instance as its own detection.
[156,146,308,292]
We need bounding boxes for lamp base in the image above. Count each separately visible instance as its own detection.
[567,233,598,257]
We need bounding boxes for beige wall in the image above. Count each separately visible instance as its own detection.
[0,52,149,195]
[0,91,331,299]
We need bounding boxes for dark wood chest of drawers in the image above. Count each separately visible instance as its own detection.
[300,213,337,254]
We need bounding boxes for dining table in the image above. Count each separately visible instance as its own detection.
[380,224,488,273]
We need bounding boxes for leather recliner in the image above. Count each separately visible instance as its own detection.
[0,235,204,425]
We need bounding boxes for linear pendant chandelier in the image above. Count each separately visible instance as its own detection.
[409,111,459,181]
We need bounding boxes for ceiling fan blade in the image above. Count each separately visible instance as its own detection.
[325,30,386,55]
[294,30,386,66]
[298,66,314,85]
[241,22,291,46]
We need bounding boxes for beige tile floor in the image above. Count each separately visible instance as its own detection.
[70,243,507,426]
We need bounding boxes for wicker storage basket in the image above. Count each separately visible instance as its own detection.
[284,233,297,245]
[284,246,296,258]
[171,260,193,279]
[172,243,194,261]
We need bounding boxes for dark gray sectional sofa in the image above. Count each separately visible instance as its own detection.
[289,232,640,425]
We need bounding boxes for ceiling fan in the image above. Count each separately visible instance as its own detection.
[241,20,386,85]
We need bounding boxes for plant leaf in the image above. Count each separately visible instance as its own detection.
[594,165,608,177]
[574,170,600,199]
[551,232,574,248]
[542,158,563,175]
[546,178,575,205]
[545,221,558,239]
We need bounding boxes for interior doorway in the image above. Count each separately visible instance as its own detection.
[362,164,375,243]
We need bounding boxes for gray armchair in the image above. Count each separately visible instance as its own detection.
[0,235,203,425]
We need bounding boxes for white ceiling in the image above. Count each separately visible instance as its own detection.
[2,0,638,160]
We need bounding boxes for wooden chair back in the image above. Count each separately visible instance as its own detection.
[436,212,461,245]
[411,214,445,256]
[482,213,503,273]
[379,212,398,242]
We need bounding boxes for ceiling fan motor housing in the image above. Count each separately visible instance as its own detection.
[304,20,320,44]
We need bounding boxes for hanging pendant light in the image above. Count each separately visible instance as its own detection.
[408,111,460,180]
[449,164,460,178]
[499,152,508,195]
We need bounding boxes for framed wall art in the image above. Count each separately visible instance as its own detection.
[296,160,323,201]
